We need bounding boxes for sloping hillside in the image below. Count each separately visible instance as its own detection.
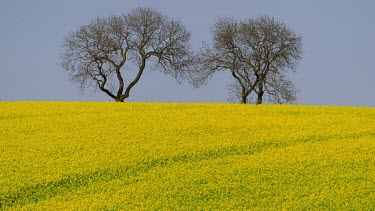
[1,102,374,210]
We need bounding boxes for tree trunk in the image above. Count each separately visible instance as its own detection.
[241,88,247,104]
[241,95,247,104]
[256,83,264,105]
[256,90,263,104]
[256,93,263,104]
[115,98,124,102]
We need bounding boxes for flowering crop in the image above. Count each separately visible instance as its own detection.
[0,102,374,210]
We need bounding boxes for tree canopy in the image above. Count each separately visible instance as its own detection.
[193,16,302,104]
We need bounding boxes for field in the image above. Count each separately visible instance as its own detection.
[0,102,374,210]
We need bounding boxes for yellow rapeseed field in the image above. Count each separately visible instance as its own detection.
[0,102,374,210]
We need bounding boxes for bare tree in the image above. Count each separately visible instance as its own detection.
[61,8,193,102]
[193,16,302,104]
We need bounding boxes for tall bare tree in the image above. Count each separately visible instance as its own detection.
[193,16,302,104]
[61,8,193,102]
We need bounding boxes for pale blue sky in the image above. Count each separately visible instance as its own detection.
[0,0,374,106]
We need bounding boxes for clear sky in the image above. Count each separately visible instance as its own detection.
[0,0,374,106]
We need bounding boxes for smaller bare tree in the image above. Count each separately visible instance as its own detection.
[193,16,302,104]
[61,7,193,102]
